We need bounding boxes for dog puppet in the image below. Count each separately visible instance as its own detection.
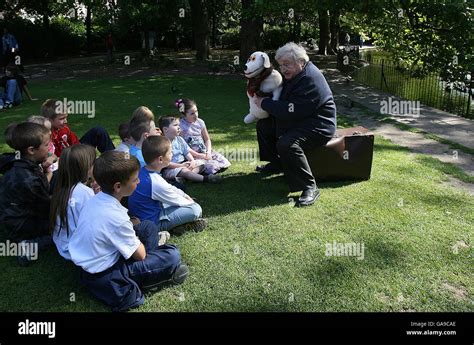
[243,51,283,124]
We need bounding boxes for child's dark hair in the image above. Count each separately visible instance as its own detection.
[93,151,140,195]
[175,98,196,115]
[50,144,96,235]
[118,123,130,141]
[11,122,49,154]
[41,99,62,120]
[158,115,178,132]
[142,136,171,165]
[129,117,152,142]
[4,122,18,148]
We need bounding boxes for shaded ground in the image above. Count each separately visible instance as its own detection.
[0,74,472,312]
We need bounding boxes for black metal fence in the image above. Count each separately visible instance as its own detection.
[344,51,473,119]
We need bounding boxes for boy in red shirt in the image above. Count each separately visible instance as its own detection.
[40,99,115,157]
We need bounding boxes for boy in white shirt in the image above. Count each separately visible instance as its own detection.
[128,135,206,235]
[115,122,131,153]
[69,151,188,311]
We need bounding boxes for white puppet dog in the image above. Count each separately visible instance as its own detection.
[243,51,283,124]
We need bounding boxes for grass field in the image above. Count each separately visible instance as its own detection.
[0,76,472,312]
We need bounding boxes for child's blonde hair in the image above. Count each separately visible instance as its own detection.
[28,115,51,129]
[132,106,154,122]
[41,99,62,120]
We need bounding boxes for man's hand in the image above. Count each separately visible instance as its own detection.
[253,96,267,108]
[158,231,170,246]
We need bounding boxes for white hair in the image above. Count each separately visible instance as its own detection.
[275,42,309,64]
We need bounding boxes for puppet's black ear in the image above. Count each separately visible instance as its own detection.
[261,53,270,68]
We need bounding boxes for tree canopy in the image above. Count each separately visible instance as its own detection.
[0,0,471,82]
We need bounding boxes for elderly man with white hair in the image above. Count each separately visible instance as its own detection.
[254,42,337,207]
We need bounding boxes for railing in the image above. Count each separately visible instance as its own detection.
[340,50,473,119]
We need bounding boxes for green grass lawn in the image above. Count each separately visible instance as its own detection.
[0,76,472,312]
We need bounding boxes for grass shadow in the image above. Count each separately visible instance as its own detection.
[189,172,289,217]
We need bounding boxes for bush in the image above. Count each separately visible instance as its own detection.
[220,27,240,49]
[262,27,290,49]
[49,17,86,56]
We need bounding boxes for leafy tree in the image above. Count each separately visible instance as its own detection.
[346,0,473,83]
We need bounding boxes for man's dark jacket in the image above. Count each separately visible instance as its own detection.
[261,61,337,137]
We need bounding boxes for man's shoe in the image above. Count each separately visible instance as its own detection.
[170,218,207,236]
[296,188,320,207]
[171,264,189,285]
[255,162,282,174]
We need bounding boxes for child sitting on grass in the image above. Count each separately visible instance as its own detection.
[50,144,96,261]
[115,122,131,153]
[159,116,221,184]
[176,98,230,175]
[69,151,188,312]
[128,115,160,167]
[0,122,53,266]
[128,136,206,236]
[40,99,115,157]
[0,122,19,171]
[0,64,36,110]
[128,105,161,144]
[28,115,58,172]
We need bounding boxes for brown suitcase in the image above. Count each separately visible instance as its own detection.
[306,126,374,182]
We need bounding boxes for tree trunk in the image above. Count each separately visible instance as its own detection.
[210,0,217,48]
[318,9,330,55]
[329,10,340,54]
[294,15,302,43]
[239,0,263,64]
[85,5,92,55]
[189,0,211,60]
[41,0,52,57]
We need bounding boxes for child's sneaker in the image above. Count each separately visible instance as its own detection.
[5,102,12,109]
[171,264,189,285]
[142,264,189,291]
[170,218,207,236]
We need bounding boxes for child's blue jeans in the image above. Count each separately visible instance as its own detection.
[156,203,202,232]
[127,220,182,289]
[80,220,182,311]
[0,79,22,106]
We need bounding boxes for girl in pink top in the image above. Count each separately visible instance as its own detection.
[176,98,230,175]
